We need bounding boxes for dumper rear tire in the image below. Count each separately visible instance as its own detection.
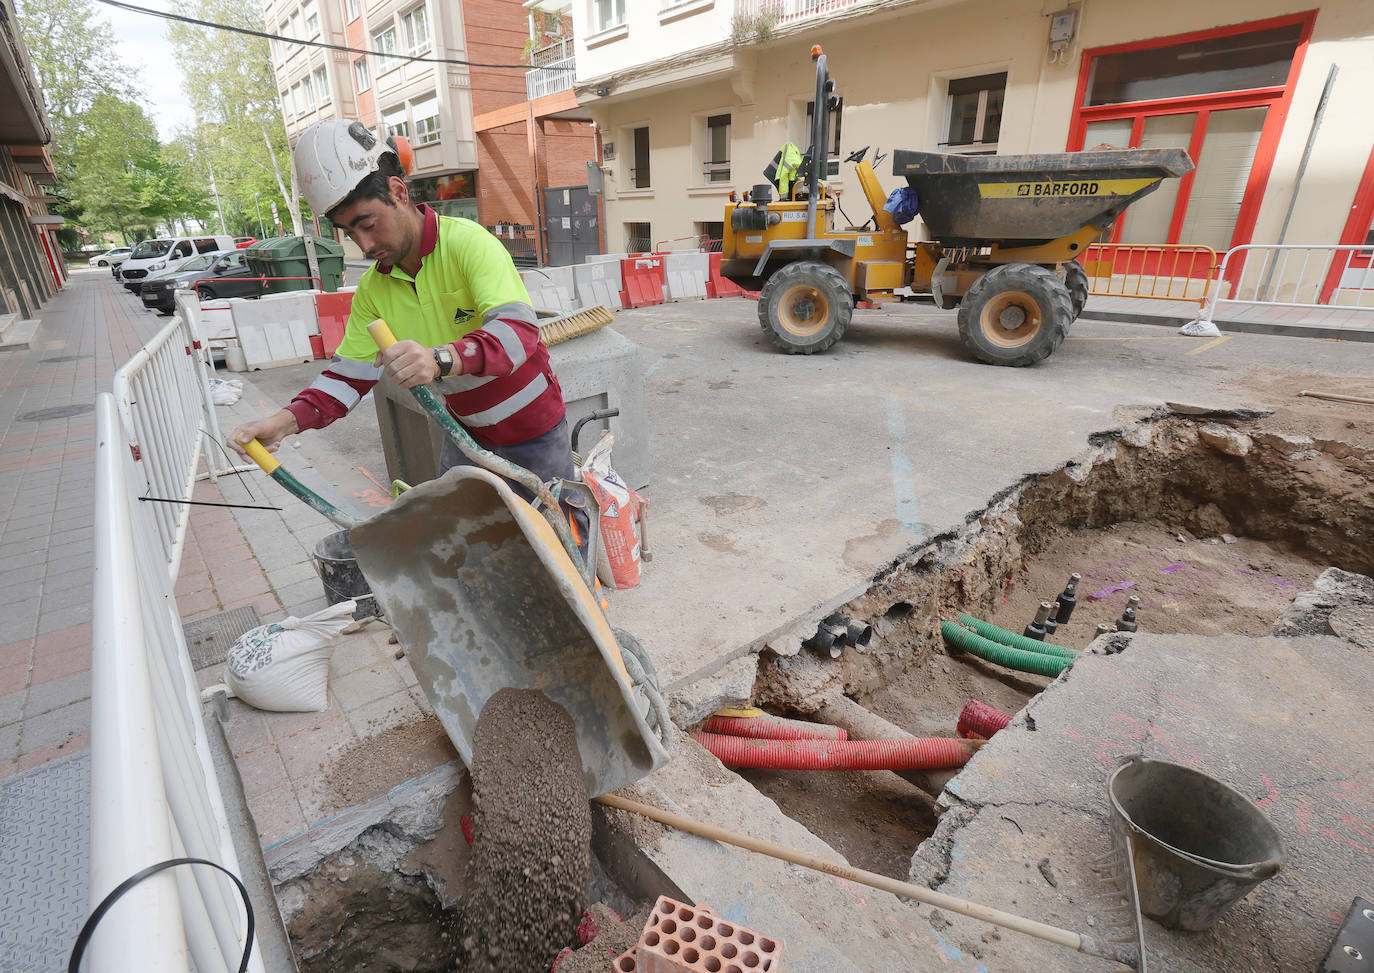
[758,261,853,354]
[1064,260,1089,321]
[957,263,1071,366]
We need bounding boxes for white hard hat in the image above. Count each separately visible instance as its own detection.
[294,120,395,217]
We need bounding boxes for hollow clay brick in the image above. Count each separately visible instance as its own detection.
[629,896,784,973]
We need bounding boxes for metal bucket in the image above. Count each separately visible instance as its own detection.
[313,529,380,619]
[1108,755,1285,931]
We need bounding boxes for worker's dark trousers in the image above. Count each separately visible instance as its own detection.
[438,417,593,561]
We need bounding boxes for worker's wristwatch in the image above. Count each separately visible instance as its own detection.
[433,345,455,378]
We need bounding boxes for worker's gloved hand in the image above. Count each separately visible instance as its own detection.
[228,409,299,457]
[377,338,439,389]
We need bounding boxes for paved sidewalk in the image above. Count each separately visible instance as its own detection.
[0,270,164,778]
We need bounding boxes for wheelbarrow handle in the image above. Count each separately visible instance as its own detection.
[239,437,360,530]
[365,319,589,582]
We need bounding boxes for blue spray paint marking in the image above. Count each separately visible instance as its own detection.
[929,929,991,971]
[885,395,922,534]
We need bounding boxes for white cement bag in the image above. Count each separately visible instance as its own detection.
[225,601,357,712]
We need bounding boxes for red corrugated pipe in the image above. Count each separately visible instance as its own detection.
[702,713,848,741]
[957,699,1012,740]
[693,731,976,771]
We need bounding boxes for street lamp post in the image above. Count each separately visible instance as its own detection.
[253,193,266,239]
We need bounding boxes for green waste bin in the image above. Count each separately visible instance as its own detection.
[245,235,345,294]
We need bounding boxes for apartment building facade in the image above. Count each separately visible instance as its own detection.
[265,0,596,263]
[0,0,63,322]
[571,0,1374,263]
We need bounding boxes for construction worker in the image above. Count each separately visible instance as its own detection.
[229,120,583,525]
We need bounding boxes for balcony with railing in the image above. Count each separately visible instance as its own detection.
[732,0,876,30]
[525,35,576,101]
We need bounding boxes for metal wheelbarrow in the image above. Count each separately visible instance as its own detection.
[241,319,670,796]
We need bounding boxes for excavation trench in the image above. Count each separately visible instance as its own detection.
[270,410,1374,967]
[742,410,1374,881]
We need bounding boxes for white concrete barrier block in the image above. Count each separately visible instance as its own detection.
[230,292,318,369]
[663,251,708,302]
[521,266,576,315]
[573,259,624,311]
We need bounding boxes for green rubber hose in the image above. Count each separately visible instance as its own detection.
[940,621,1071,678]
[957,613,1079,659]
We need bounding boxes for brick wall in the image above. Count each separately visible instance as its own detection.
[476,119,596,227]
[463,0,531,117]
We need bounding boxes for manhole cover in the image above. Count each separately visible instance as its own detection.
[40,355,89,363]
[16,404,94,421]
[182,605,262,671]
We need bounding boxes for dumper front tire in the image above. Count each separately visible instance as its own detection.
[957,263,1071,366]
[758,261,853,354]
[1064,260,1089,321]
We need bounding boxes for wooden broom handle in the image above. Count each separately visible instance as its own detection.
[594,792,1085,953]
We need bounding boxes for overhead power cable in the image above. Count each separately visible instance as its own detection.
[92,0,560,71]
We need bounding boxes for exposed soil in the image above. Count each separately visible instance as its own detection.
[988,521,1322,650]
[738,766,937,878]
[745,406,1373,885]
[454,689,592,972]
[552,904,652,973]
[327,716,458,808]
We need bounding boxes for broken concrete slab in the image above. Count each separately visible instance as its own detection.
[908,629,1374,972]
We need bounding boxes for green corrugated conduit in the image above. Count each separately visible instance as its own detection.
[956,612,1079,659]
[940,621,1072,678]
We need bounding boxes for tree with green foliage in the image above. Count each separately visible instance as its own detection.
[15,0,144,244]
[168,0,304,237]
[65,94,209,240]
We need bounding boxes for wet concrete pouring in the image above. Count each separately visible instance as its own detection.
[270,395,1374,972]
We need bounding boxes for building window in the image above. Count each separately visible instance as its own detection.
[401,4,430,57]
[624,222,652,253]
[353,57,370,93]
[1084,22,1303,107]
[630,125,650,189]
[302,73,316,110]
[383,106,410,140]
[313,65,330,106]
[1071,13,1311,253]
[942,72,1005,155]
[270,36,282,63]
[704,113,730,184]
[374,27,400,74]
[695,221,724,250]
[594,0,626,32]
[804,98,843,177]
[412,95,440,145]
[289,82,303,117]
[289,12,302,47]
[303,0,320,37]
[344,0,359,22]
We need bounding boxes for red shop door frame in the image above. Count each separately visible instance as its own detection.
[1066,11,1316,260]
[1318,142,1374,304]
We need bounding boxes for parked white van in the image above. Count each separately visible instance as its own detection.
[118,235,237,292]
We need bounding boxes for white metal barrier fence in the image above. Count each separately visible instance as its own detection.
[1198,244,1374,327]
[112,309,232,579]
[92,393,264,972]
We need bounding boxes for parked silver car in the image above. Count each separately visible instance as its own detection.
[88,247,133,268]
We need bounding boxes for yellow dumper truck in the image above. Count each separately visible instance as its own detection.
[720,48,1193,366]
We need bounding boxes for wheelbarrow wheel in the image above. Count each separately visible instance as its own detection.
[957,263,1071,367]
[758,260,853,355]
[1063,260,1089,321]
[613,627,672,748]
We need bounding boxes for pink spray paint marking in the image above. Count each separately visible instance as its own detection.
[1088,580,1136,600]
[1160,563,1187,574]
